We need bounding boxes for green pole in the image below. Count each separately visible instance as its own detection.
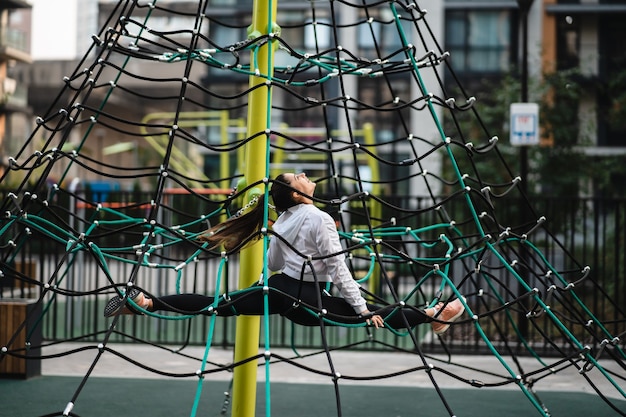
[230,0,277,415]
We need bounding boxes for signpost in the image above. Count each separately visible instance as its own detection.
[510,102,539,146]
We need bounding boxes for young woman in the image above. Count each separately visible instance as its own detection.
[104,173,464,332]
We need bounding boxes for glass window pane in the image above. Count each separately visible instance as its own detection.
[446,12,467,47]
[445,10,511,74]
[305,19,331,50]
[383,19,411,54]
[468,12,510,48]
[358,20,381,49]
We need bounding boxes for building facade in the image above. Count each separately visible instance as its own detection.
[0,0,32,183]
[9,0,626,196]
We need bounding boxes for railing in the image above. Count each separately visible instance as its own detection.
[1,190,624,356]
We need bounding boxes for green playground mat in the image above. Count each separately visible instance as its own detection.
[1,375,625,417]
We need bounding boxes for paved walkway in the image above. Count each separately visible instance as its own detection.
[41,342,625,400]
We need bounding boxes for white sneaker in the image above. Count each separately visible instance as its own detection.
[431,298,465,335]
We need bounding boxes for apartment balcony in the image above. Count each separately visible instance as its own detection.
[0,28,31,64]
[0,77,28,111]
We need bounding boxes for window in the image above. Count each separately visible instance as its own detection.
[357,15,412,58]
[445,10,514,76]
[598,14,626,147]
[206,17,250,77]
[304,19,331,50]
[556,15,580,70]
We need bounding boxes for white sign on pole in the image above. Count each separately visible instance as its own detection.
[510,102,539,146]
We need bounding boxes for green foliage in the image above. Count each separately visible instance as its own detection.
[443,69,626,198]
[441,75,520,192]
[531,69,588,196]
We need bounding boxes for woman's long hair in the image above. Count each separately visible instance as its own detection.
[199,174,297,250]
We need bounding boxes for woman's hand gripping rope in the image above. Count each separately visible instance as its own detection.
[362,310,384,328]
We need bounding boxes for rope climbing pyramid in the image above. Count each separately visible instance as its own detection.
[0,1,625,416]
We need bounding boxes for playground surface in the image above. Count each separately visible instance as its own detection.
[1,343,625,416]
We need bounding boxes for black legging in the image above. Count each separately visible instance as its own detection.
[151,273,431,329]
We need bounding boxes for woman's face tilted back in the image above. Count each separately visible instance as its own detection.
[285,173,316,198]
[271,173,316,212]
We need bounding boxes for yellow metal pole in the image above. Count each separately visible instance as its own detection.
[220,110,230,190]
[361,122,382,294]
[231,0,278,415]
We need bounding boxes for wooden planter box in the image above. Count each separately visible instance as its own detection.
[0,298,42,379]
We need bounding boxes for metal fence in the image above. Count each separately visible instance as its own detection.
[1,190,624,357]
